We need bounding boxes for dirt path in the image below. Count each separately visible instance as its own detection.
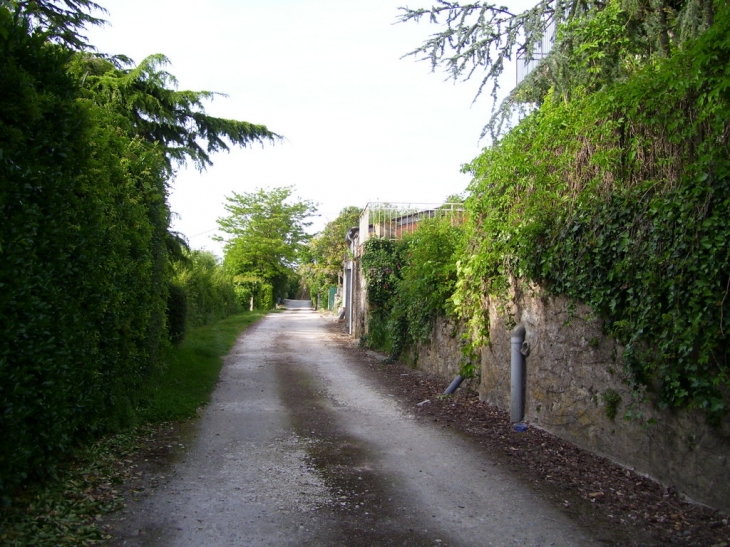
[105,310,631,546]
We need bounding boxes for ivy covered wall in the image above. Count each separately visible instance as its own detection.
[456,6,730,420]
[355,3,730,511]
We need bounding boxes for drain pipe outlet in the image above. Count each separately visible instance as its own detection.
[511,324,527,423]
[444,375,464,395]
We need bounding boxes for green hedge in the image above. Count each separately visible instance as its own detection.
[0,11,170,495]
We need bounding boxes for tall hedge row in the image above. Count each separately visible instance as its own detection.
[172,250,241,333]
[0,11,170,494]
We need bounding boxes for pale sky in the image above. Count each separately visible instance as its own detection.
[86,0,516,256]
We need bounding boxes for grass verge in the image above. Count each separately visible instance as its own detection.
[138,311,267,423]
[0,311,267,546]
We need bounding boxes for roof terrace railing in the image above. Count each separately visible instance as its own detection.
[358,202,465,244]
[516,22,556,85]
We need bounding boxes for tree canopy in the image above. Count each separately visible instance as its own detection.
[299,206,362,302]
[218,186,318,298]
[399,0,716,138]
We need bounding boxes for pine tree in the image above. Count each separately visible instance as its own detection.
[399,0,716,139]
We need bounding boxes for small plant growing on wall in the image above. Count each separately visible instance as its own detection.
[602,389,622,421]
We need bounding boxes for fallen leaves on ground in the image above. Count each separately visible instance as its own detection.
[351,337,729,547]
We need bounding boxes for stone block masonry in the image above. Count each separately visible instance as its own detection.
[411,290,730,512]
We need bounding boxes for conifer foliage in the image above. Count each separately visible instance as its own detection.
[400,0,716,138]
[71,53,280,170]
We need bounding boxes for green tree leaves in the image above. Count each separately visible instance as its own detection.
[70,53,281,170]
[218,186,317,300]
[456,3,730,418]
[6,0,105,49]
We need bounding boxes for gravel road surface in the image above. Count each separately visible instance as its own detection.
[106,309,611,547]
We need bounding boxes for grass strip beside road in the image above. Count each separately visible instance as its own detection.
[0,311,267,547]
[138,311,267,423]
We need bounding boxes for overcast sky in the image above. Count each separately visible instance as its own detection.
[86,0,516,256]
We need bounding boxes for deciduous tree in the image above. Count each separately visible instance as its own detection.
[217,186,317,300]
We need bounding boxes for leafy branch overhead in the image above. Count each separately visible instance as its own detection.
[398,0,561,96]
[5,0,106,48]
[398,0,716,139]
[72,53,281,170]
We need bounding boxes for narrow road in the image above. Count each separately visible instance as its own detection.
[108,309,605,546]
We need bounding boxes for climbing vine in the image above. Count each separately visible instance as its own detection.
[458,6,730,420]
[360,238,406,355]
[361,218,463,362]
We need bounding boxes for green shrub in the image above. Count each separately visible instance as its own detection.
[457,6,730,418]
[173,250,240,330]
[361,218,463,359]
[397,217,462,343]
[233,276,274,310]
[602,389,622,421]
[361,238,406,356]
[167,283,188,344]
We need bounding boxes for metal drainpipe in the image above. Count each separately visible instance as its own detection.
[345,229,356,335]
[444,375,464,395]
[511,324,528,422]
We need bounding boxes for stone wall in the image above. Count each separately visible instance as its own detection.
[409,317,465,380]
[409,292,730,512]
[481,290,730,512]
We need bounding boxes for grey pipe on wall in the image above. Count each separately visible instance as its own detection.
[444,375,464,395]
[511,324,527,422]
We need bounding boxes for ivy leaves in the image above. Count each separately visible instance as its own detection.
[459,4,730,419]
[538,177,730,414]
[362,238,403,312]
[361,218,463,360]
